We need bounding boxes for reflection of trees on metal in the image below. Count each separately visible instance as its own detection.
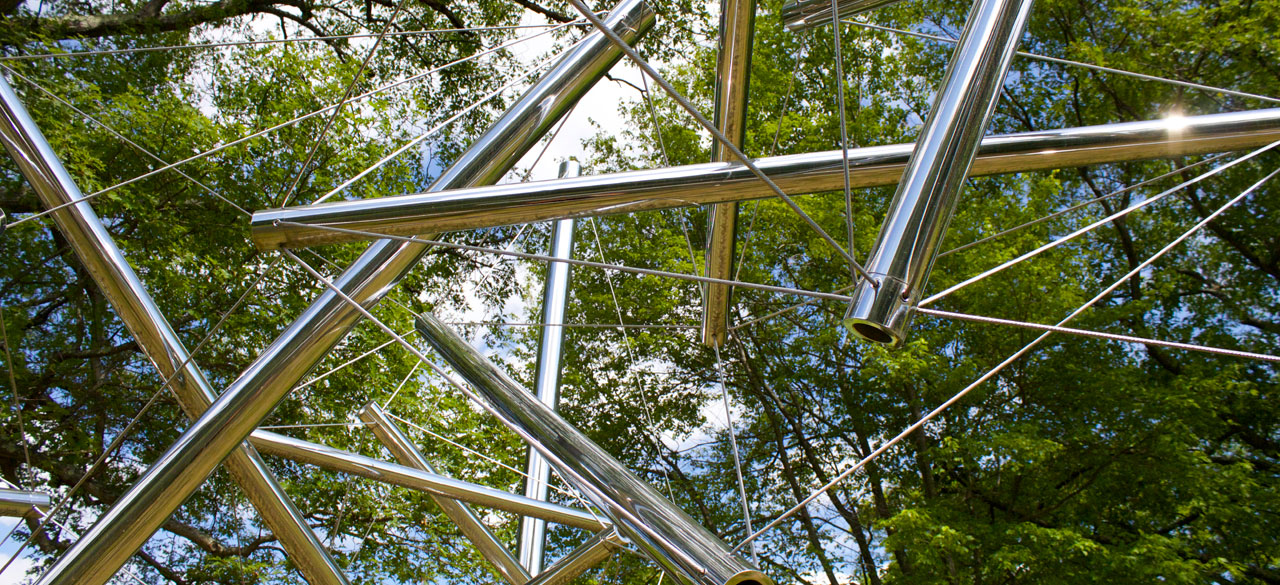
[0,0,1278,582]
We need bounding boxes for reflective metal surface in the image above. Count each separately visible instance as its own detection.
[0,76,349,585]
[519,161,579,577]
[703,0,756,347]
[844,0,1034,345]
[251,107,1280,249]
[0,488,51,518]
[414,313,771,585]
[33,3,653,583]
[249,430,608,531]
[781,0,906,31]
[360,403,530,585]
[524,529,624,585]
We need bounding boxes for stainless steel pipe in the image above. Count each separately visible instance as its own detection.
[781,0,906,31]
[0,76,350,585]
[702,0,756,348]
[0,488,51,518]
[524,529,624,585]
[414,313,770,585]
[359,403,530,585]
[251,107,1280,250]
[34,3,654,583]
[844,0,1034,345]
[248,429,608,531]
[519,161,579,577]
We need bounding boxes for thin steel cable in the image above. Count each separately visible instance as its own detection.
[922,140,1280,306]
[295,329,414,392]
[278,0,411,208]
[312,50,568,205]
[736,161,1279,551]
[916,307,1280,363]
[0,302,31,488]
[3,24,575,229]
[736,40,807,285]
[4,67,252,216]
[639,74,671,167]
[445,321,697,329]
[827,8,860,284]
[0,256,281,574]
[936,153,1230,259]
[730,154,1228,333]
[382,362,421,408]
[519,101,578,182]
[273,221,855,304]
[713,343,756,562]
[385,412,592,506]
[566,0,876,284]
[279,250,603,518]
[586,217,678,500]
[0,24,577,61]
[845,19,1280,105]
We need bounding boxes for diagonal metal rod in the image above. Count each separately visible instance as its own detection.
[360,402,530,585]
[566,0,873,284]
[922,140,1280,306]
[29,5,655,583]
[0,76,349,585]
[843,19,1280,106]
[736,160,1279,551]
[841,0,1036,345]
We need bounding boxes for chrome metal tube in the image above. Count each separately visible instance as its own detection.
[844,0,1034,345]
[248,429,608,531]
[34,3,654,583]
[702,0,756,348]
[359,403,530,585]
[781,0,905,31]
[250,107,1280,250]
[0,76,349,585]
[519,161,579,577]
[414,313,771,585]
[0,488,50,518]
[525,529,624,585]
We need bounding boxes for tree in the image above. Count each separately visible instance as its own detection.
[1,0,1278,582]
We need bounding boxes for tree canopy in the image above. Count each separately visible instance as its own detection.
[0,0,1277,583]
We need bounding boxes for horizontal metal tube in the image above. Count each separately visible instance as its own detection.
[414,314,770,585]
[525,529,624,585]
[0,488,51,518]
[0,76,348,585]
[780,0,905,31]
[251,107,1280,250]
[360,403,530,585]
[247,430,608,532]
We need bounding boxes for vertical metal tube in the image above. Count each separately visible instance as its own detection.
[518,160,579,577]
[843,0,1035,345]
[0,488,50,518]
[702,0,756,348]
[358,403,530,585]
[524,529,624,585]
[0,76,350,585]
[33,4,654,584]
[414,314,771,585]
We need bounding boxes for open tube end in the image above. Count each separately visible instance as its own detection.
[727,570,775,585]
[843,276,912,346]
